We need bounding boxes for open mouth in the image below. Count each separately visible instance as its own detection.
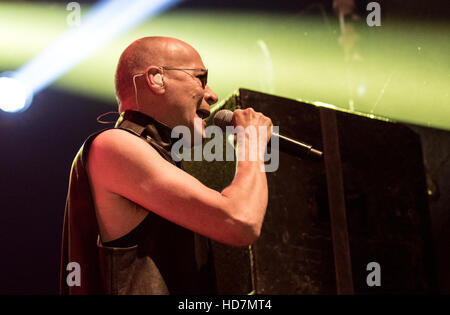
[194,111,207,134]
[196,109,210,120]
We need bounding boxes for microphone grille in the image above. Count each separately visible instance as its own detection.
[213,109,233,131]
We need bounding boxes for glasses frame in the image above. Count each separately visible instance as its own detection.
[160,66,208,89]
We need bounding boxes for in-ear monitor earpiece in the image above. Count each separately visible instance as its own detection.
[154,73,164,86]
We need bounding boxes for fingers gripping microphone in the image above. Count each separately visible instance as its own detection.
[213,109,323,159]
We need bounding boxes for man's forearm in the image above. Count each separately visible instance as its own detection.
[220,137,269,241]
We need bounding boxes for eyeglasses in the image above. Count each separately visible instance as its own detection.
[160,66,208,89]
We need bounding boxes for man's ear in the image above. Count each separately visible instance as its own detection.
[145,66,165,94]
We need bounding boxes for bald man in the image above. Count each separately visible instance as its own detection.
[60,37,272,295]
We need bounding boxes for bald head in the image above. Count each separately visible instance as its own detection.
[115,36,202,112]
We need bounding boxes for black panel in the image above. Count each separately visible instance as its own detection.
[208,88,440,294]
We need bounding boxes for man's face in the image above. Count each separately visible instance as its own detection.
[161,48,218,145]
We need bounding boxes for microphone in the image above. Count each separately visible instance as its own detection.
[213,109,323,159]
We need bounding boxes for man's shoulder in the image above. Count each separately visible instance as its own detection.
[88,128,162,169]
[90,128,148,151]
[86,126,178,196]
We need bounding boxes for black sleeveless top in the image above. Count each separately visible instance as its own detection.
[60,110,217,294]
[102,213,153,248]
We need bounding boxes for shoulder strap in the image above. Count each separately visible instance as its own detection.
[114,111,180,167]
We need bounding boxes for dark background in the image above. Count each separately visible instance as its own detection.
[0,0,448,294]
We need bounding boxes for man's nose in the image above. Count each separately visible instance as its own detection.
[204,85,218,106]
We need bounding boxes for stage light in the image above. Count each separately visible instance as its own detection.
[0,75,33,113]
[10,0,181,109]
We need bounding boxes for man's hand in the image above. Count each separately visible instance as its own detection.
[230,108,273,163]
[232,108,273,143]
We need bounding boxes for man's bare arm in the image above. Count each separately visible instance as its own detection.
[88,109,271,247]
